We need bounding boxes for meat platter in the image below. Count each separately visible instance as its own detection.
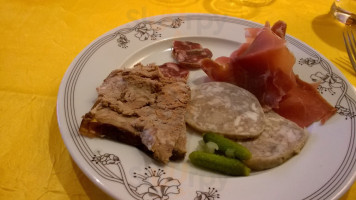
[57,14,356,200]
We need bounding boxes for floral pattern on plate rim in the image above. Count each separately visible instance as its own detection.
[60,14,356,200]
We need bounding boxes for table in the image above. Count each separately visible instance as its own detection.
[0,0,355,199]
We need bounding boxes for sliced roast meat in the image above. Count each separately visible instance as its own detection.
[172,40,213,68]
[79,63,191,163]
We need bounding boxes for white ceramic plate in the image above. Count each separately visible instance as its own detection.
[57,14,356,200]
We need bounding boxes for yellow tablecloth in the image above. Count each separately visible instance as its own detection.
[1,0,355,199]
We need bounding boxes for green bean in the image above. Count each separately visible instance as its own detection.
[203,132,251,160]
[189,151,250,176]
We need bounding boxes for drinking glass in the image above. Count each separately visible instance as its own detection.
[332,0,356,25]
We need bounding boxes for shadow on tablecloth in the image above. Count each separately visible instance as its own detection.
[311,10,356,52]
[49,108,113,200]
[332,56,356,76]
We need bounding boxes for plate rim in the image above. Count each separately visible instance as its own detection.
[56,13,356,200]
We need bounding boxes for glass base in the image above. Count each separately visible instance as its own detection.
[331,3,356,25]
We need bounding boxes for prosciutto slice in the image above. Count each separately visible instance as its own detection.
[274,76,337,127]
[200,21,336,127]
[229,23,297,108]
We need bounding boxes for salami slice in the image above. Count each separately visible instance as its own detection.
[172,41,213,68]
[239,111,309,171]
[158,62,189,81]
[185,82,265,140]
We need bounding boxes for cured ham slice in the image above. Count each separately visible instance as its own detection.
[200,21,336,127]
[229,22,297,109]
[274,77,337,127]
[172,41,213,68]
[199,57,233,82]
[202,22,296,108]
[271,21,287,39]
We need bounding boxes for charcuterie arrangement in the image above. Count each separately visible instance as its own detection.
[78,21,336,175]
